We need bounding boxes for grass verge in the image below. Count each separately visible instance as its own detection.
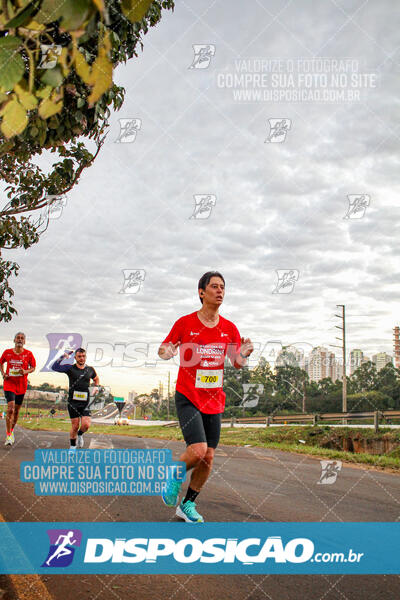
[18,418,400,471]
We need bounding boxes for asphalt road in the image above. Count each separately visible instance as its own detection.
[1,422,400,600]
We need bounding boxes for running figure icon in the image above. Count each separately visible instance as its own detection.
[45,334,77,371]
[45,531,77,566]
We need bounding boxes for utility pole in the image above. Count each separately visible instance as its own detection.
[167,371,170,420]
[334,304,347,415]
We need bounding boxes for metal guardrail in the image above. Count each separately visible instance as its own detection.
[219,410,400,431]
[162,411,400,432]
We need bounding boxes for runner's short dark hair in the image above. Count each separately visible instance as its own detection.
[75,348,86,355]
[198,271,225,304]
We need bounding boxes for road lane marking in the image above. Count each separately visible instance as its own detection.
[89,438,114,449]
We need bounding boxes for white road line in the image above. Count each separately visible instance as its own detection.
[89,438,114,449]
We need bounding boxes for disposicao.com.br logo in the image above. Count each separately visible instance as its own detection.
[83,536,363,565]
[42,529,82,567]
[0,522,381,575]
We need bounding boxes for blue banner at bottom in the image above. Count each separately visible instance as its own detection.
[0,522,398,575]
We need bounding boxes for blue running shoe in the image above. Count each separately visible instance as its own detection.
[175,500,204,523]
[161,470,182,507]
[68,446,77,455]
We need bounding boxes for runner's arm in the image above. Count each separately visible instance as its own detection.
[51,354,73,373]
[92,369,99,386]
[22,352,36,376]
[159,318,183,360]
[21,366,35,375]
[233,337,254,368]
[158,341,180,360]
[0,352,8,379]
[227,329,254,369]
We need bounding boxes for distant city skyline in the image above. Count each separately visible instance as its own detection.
[275,341,395,384]
[8,326,397,398]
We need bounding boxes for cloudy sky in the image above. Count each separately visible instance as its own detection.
[2,0,399,397]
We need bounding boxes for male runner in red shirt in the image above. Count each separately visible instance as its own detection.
[159,271,253,522]
[1,332,36,446]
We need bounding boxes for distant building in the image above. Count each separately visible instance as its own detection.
[332,359,342,382]
[276,346,303,368]
[306,347,337,382]
[349,349,364,375]
[25,390,63,402]
[372,353,393,371]
[128,390,137,403]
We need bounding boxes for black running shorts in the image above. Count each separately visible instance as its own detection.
[67,400,91,419]
[175,391,222,449]
[4,391,25,406]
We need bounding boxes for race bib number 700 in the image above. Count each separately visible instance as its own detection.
[195,369,223,389]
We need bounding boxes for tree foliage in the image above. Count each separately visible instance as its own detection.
[0,0,174,320]
[220,357,400,418]
[347,361,379,393]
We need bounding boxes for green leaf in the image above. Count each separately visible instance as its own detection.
[59,0,91,30]
[122,0,153,22]
[40,65,64,88]
[6,1,39,28]
[34,0,64,24]
[36,85,52,99]
[0,139,14,154]
[74,48,91,83]
[38,96,63,119]
[0,97,28,138]
[87,49,112,105]
[48,115,59,128]
[92,0,105,10]
[14,83,38,110]
[38,127,46,145]
[0,37,22,51]
[0,37,25,91]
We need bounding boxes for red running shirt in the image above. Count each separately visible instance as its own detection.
[162,312,241,414]
[0,348,36,395]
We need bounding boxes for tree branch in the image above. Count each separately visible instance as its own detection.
[0,132,107,218]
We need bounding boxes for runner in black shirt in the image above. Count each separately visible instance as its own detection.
[52,348,99,453]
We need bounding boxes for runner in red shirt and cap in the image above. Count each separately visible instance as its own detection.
[159,271,253,522]
[1,332,36,446]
